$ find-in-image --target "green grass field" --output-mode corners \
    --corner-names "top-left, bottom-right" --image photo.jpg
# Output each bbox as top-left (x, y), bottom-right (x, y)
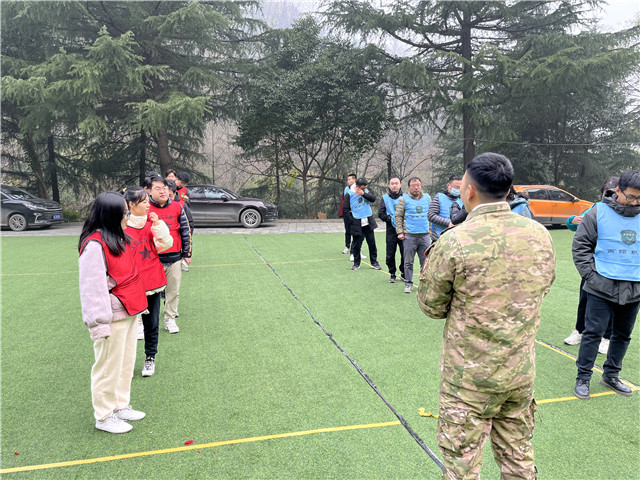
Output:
top-left (1, 229), bottom-right (638, 479)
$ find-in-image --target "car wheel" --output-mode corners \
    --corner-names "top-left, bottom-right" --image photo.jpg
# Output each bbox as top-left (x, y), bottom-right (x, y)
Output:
top-left (240, 209), bottom-right (261, 228)
top-left (8, 213), bottom-right (27, 232)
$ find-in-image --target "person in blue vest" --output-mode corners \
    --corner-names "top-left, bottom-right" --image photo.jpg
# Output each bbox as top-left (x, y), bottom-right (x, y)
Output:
top-left (395, 177), bottom-right (431, 293)
top-left (506, 187), bottom-right (533, 218)
top-left (428, 175), bottom-right (463, 242)
top-left (339, 173), bottom-right (357, 256)
top-left (342, 178), bottom-right (382, 271)
top-left (378, 177), bottom-right (405, 283)
top-left (573, 169), bottom-right (640, 399)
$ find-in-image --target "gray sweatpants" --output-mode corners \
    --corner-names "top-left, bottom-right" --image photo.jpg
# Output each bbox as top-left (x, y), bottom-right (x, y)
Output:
top-left (403, 234), bottom-right (430, 286)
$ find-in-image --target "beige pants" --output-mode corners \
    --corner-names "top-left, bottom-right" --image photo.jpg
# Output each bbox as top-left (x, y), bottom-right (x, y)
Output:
top-left (163, 260), bottom-right (182, 323)
top-left (91, 316), bottom-right (137, 421)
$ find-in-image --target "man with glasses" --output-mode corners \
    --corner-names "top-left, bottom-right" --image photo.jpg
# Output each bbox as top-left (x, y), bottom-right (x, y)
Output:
top-left (145, 176), bottom-right (192, 334)
top-left (573, 170), bottom-right (640, 399)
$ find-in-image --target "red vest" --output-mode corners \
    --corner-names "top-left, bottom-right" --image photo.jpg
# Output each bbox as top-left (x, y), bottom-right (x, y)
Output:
top-left (176, 186), bottom-right (188, 202)
top-left (80, 232), bottom-right (148, 316)
top-left (148, 200), bottom-right (183, 255)
top-left (125, 221), bottom-right (168, 292)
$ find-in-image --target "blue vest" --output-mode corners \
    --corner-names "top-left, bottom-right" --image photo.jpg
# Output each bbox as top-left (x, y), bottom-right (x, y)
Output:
top-left (512, 203), bottom-right (532, 218)
top-left (383, 193), bottom-right (400, 228)
top-left (349, 189), bottom-right (373, 220)
top-left (344, 186), bottom-right (350, 196)
top-left (594, 202), bottom-right (640, 281)
top-left (434, 192), bottom-right (463, 237)
top-left (403, 193), bottom-right (431, 234)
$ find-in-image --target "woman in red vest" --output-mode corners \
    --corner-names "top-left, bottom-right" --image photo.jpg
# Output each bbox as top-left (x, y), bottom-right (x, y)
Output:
top-left (78, 192), bottom-right (148, 434)
top-left (124, 187), bottom-right (173, 378)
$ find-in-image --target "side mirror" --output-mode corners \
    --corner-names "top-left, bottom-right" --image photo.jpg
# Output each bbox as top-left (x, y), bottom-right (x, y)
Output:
top-left (221, 195), bottom-right (229, 202)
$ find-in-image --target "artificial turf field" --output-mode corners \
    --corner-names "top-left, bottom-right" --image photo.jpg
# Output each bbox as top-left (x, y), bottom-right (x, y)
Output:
top-left (1, 228), bottom-right (638, 479)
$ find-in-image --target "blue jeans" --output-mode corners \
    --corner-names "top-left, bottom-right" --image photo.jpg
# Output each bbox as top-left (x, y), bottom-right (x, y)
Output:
top-left (576, 293), bottom-right (639, 380)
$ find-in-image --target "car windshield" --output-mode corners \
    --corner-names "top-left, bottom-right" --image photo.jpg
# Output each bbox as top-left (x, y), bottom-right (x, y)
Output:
top-left (1, 185), bottom-right (38, 200)
top-left (220, 188), bottom-right (239, 199)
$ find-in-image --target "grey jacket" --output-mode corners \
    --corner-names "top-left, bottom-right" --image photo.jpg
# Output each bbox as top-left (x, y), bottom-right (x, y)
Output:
top-left (572, 195), bottom-right (640, 305)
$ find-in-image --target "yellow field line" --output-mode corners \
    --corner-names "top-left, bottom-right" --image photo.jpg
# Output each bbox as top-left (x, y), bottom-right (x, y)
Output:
top-left (536, 391), bottom-right (617, 404)
top-left (0, 420), bottom-right (401, 474)
top-left (535, 339), bottom-right (639, 391)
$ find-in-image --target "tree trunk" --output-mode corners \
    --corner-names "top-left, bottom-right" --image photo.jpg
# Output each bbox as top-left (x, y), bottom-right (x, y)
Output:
top-left (386, 151), bottom-right (392, 181)
top-left (461, 11), bottom-right (475, 170)
top-left (22, 133), bottom-right (47, 198)
top-left (139, 129), bottom-right (147, 185)
top-left (47, 135), bottom-right (60, 203)
top-left (157, 127), bottom-right (172, 175)
top-left (275, 142), bottom-right (281, 206)
top-left (302, 173), bottom-right (310, 218)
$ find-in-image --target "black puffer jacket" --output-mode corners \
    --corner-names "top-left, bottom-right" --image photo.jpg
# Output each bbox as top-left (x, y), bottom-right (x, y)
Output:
top-left (572, 194), bottom-right (640, 305)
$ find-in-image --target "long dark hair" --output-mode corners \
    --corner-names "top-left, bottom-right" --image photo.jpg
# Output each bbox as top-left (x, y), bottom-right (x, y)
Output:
top-left (78, 192), bottom-right (130, 256)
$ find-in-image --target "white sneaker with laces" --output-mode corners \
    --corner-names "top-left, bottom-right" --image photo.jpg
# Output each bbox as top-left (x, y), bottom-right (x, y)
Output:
top-left (115, 406), bottom-right (146, 421)
top-left (96, 414), bottom-right (133, 434)
top-left (564, 329), bottom-right (582, 345)
top-left (350, 254), bottom-right (354, 262)
top-left (342, 247), bottom-right (349, 254)
top-left (142, 357), bottom-right (155, 377)
top-left (165, 319), bottom-right (180, 334)
top-left (181, 259), bottom-right (189, 272)
top-left (137, 317), bottom-right (144, 340)
top-left (598, 338), bottom-right (610, 355)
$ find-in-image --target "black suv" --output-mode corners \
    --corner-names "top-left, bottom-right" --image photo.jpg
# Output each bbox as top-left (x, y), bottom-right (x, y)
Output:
top-left (187, 185), bottom-right (277, 228)
top-left (1, 184), bottom-right (64, 231)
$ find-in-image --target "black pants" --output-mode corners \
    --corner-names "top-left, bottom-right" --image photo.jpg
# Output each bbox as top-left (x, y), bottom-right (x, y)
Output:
top-left (142, 291), bottom-right (162, 357)
top-left (385, 230), bottom-right (404, 277)
top-left (576, 293), bottom-right (640, 380)
top-left (351, 224), bottom-right (377, 266)
top-left (343, 216), bottom-right (352, 250)
top-left (575, 278), bottom-right (612, 338)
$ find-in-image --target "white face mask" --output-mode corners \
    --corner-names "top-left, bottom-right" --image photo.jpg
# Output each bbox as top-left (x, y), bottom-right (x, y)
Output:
top-left (450, 188), bottom-right (460, 197)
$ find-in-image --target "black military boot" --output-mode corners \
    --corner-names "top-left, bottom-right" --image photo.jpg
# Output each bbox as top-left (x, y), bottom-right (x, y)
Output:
top-left (600, 376), bottom-right (633, 397)
top-left (574, 379), bottom-right (590, 399)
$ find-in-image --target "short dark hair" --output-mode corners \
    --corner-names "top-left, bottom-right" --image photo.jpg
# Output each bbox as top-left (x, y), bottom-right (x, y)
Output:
top-left (146, 170), bottom-right (160, 178)
top-left (165, 169), bottom-right (177, 177)
top-left (355, 178), bottom-right (368, 187)
top-left (408, 176), bottom-right (422, 187)
top-left (177, 171), bottom-right (190, 183)
top-left (618, 170), bottom-right (640, 192)
top-left (143, 175), bottom-right (168, 190)
top-left (448, 175), bottom-right (462, 183)
top-left (389, 176), bottom-right (400, 183)
top-left (166, 179), bottom-right (177, 192)
top-left (600, 176), bottom-right (619, 196)
top-left (348, 173), bottom-right (357, 180)
top-left (465, 153), bottom-right (514, 199)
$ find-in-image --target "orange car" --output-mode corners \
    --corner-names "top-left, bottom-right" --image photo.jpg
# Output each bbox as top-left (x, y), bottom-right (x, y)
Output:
top-left (513, 185), bottom-right (594, 226)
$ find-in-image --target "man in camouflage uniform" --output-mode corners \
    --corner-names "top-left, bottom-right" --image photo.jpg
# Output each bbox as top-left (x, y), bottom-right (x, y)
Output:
top-left (417, 153), bottom-right (556, 479)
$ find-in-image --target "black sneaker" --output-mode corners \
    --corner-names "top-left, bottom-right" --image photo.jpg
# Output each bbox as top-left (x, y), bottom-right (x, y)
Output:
top-left (600, 376), bottom-right (633, 396)
top-left (371, 262), bottom-right (382, 270)
top-left (574, 379), bottom-right (590, 399)
top-left (389, 275), bottom-right (396, 283)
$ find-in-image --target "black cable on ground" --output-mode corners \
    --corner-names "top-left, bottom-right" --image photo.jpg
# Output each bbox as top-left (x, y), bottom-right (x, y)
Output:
top-left (244, 237), bottom-right (445, 472)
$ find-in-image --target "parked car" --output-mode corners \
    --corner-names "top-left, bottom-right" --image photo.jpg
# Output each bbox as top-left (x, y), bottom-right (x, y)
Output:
top-left (1, 184), bottom-right (64, 231)
top-left (513, 185), bottom-right (593, 226)
top-left (187, 185), bottom-right (277, 228)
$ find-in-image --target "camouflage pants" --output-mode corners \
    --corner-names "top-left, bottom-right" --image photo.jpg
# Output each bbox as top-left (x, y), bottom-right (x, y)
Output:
top-left (438, 382), bottom-right (537, 480)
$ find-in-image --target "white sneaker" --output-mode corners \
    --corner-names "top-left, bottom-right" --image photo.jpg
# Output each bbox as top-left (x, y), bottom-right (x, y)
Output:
top-left (115, 405), bottom-right (146, 421)
top-left (598, 338), bottom-right (610, 355)
top-left (361, 254), bottom-right (367, 259)
top-left (564, 329), bottom-right (582, 345)
top-left (342, 247), bottom-right (349, 254)
top-left (96, 414), bottom-right (133, 434)
top-left (137, 317), bottom-right (144, 340)
top-left (165, 319), bottom-right (180, 334)
top-left (142, 357), bottom-right (155, 377)
top-left (404, 285), bottom-right (413, 294)
top-left (350, 254), bottom-right (354, 262)
top-left (181, 259), bottom-right (189, 272)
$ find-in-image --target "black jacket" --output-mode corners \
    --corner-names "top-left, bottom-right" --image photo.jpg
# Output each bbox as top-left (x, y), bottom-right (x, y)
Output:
top-left (378, 189), bottom-right (403, 227)
top-left (572, 194), bottom-right (640, 305)
top-left (342, 189), bottom-right (378, 236)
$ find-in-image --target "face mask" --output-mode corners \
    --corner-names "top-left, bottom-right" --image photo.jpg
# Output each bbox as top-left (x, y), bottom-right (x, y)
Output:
top-left (450, 188), bottom-right (460, 197)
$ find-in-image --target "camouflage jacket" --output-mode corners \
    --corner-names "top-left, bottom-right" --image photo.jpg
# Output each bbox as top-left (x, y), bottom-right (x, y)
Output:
top-left (417, 203), bottom-right (556, 393)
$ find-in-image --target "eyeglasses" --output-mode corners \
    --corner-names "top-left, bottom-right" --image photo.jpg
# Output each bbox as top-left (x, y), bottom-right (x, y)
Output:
top-left (619, 190), bottom-right (640, 202)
